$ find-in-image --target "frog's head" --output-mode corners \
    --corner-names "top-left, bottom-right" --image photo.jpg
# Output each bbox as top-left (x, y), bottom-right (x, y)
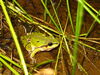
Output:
top-left (21, 32), bottom-right (59, 52)
top-left (36, 36), bottom-right (59, 51)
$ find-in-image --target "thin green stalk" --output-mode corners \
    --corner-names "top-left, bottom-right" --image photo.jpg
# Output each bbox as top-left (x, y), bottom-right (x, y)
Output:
top-left (54, 39), bottom-right (63, 75)
top-left (13, 0), bottom-right (33, 20)
top-left (66, 0), bottom-right (74, 33)
top-left (41, 0), bottom-right (61, 31)
top-left (0, 54), bottom-right (21, 68)
top-left (72, 0), bottom-right (84, 74)
top-left (0, 57), bottom-right (20, 75)
top-left (0, 0), bottom-right (28, 75)
top-left (84, 0), bottom-right (100, 15)
top-left (86, 11), bottom-right (100, 37)
top-left (50, 0), bottom-right (63, 33)
top-left (78, 0), bottom-right (100, 24)
top-left (7, 2), bottom-right (60, 35)
top-left (34, 60), bottom-right (54, 69)
top-left (44, 0), bottom-right (47, 21)
top-left (49, 0), bottom-right (62, 23)
top-left (78, 41), bottom-right (100, 52)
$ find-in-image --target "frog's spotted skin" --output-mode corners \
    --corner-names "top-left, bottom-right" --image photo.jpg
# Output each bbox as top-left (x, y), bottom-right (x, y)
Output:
top-left (21, 32), bottom-right (59, 57)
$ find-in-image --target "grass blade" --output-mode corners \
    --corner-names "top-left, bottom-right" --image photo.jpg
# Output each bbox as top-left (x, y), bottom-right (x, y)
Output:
top-left (41, 0), bottom-right (61, 31)
top-left (0, 0), bottom-right (28, 75)
top-left (78, 0), bottom-right (100, 24)
top-left (0, 57), bottom-right (20, 75)
top-left (72, 0), bottom-right (84, 74)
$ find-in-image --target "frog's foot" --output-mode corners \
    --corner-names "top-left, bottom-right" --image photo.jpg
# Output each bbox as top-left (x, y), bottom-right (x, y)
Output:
top-left (27, 51), bottom-right (37, 64)
top-left (30, 57), bottom-right (37, 64)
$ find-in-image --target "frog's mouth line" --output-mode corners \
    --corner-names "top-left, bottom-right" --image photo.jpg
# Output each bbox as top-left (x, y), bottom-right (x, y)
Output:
top-left (35, 43), bottom-right (59, 51)
top-left (25, 42), bottom-right (59, 52)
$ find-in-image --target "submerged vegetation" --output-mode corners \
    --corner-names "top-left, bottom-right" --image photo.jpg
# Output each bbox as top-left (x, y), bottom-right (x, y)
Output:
top-left (0, 0), bottom-right (100, 75)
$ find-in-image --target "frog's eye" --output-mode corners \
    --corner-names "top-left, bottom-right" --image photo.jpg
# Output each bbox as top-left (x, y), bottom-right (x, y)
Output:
top-left (48, 42), bottom-right (53, 46)
top-left (37, 41), bottom-right (39, 42)
top-left (27, 38), bottom-right (31, 42)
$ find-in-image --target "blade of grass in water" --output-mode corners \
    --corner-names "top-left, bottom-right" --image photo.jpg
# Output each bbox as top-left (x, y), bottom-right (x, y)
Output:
top-left (72, 0), bottom-right (84, 75)
top-left (0, 0), bottom-right (28, 75)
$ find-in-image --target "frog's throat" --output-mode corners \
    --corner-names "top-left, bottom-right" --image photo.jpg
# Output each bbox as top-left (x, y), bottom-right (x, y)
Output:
top-left (30, 46), bottom-right (56, 57)
top-left (30, 43), bottom-right (59, 57)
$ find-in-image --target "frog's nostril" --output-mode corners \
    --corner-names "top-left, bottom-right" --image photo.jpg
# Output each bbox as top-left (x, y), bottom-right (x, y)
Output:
top-left (48, 42), bottom-right (53, 46)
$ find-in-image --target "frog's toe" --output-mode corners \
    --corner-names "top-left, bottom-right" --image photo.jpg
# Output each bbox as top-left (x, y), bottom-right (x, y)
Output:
top-left (30, 57), bottom-right (37, 64)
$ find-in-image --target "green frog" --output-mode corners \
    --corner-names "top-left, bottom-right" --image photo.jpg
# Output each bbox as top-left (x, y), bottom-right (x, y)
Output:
top-left (21, 32), bottom-right (59, 58)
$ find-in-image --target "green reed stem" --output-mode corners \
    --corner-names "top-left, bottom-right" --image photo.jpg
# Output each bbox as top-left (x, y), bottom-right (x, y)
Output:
top-left (0, 57), bottom-right (20, 75)
top-left (72, 0), bottom-right (84, 74)
top-left (0, 0), bottom-right (28, 75)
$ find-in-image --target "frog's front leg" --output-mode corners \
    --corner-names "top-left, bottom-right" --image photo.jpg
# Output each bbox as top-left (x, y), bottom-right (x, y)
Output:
top-left (29, 47), bottom-right (41, 64)
top-left (30, 48), bottom-right (41, 58)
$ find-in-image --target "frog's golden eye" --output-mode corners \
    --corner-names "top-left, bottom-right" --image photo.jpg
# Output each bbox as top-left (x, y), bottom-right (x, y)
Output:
top-left (48, 42), bottom-right (53, 46)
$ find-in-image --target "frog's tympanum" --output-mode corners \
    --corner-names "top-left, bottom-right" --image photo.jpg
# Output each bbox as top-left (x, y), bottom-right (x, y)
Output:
top-left (21, 32), bottom-right (59, 58)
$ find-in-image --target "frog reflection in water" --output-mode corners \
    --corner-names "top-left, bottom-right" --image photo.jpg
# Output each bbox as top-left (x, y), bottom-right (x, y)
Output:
top-left (21, 32), bottom-right (59, 58)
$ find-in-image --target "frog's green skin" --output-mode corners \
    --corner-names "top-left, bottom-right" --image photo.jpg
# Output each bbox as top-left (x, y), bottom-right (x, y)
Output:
top-left (21, 32), bottom-right (59, 57)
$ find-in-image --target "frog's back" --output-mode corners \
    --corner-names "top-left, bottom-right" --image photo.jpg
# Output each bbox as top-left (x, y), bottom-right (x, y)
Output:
top-left (30, 32), bottom-right (58, 46)
top-left (21, 32), bottom-right (58, 47)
